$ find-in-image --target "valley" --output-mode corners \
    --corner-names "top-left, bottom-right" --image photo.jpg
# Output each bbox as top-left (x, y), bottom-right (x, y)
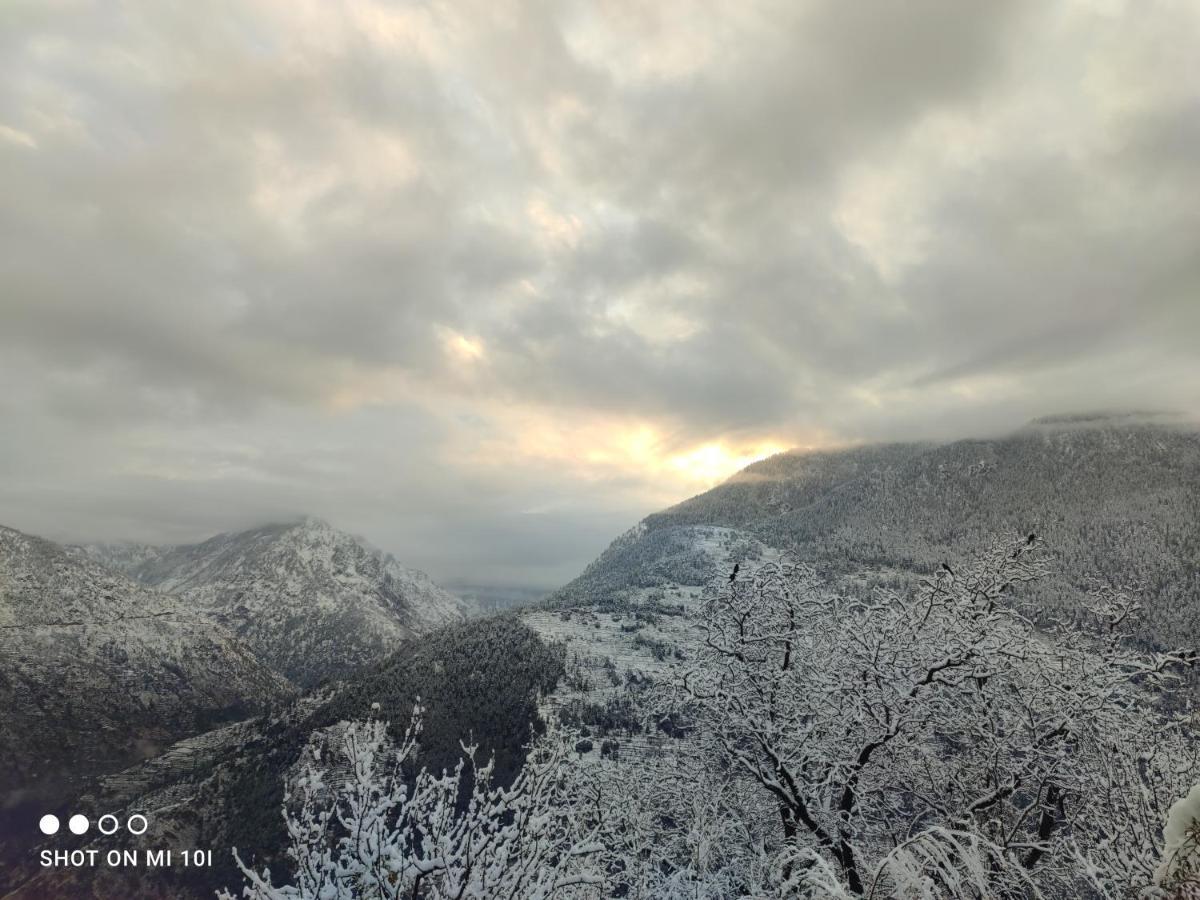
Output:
top-left (3, 414), bottom-right (1199, 898)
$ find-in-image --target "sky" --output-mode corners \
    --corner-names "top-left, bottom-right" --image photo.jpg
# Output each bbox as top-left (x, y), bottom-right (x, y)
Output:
top-left (2, 0), bottom-right (1198, 590)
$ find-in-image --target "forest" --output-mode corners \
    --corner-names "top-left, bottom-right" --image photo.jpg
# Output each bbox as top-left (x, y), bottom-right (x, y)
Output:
top-left (223, 535), bottom-right (1200, 899)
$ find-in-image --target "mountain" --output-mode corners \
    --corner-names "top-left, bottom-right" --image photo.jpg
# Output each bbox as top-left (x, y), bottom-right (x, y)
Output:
top-left (1, 615), bottom-right (566, 900)
top-left (550, 414), bottom-right (1200, 648)
top-left (69, 539), bottom-right (164, 575)
top-left (502, 414), bottom-right (1200, 896)
top-left (79, 518), bottom-right (470, 688)
top-left (10, 415), bottom-right (1197, 898)
top-left (0, 525), bottom-right (293, 823)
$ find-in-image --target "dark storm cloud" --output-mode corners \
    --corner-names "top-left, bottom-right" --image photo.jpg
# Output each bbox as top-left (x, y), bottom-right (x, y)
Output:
top-left (1, 0), bottom-right (1198, 586)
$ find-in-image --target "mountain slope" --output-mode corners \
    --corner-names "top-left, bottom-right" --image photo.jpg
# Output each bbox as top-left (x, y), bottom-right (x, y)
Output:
top-left (2, 615), bottom-right (566, 900)
top-left (551, 415), bottom-right (1200, 647)
top-left (81, 518), bottom-right (469, 688)
top-left (0, 525), bottom-right (293, 816)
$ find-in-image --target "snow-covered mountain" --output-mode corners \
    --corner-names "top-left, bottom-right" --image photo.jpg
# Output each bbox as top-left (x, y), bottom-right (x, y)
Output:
top-left (0, 525), bottom-right (293, 815)
top-left (80, 517), bottom-right (470, 688)
top-left (4, 616), bottom-right (565, 900)
top-left (511, 414), bottom-right (1200, 793)
top-left (12, 416), bottom-right (1200, 899)
top-left (550, 414), bottom-right (1200, 648)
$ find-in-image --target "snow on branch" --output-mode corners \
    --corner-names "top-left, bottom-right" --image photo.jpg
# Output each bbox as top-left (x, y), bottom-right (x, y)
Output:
top-left (219, 704), bottom-right (603, 900)
top-left (680, 534), bottom-right (1199, 897)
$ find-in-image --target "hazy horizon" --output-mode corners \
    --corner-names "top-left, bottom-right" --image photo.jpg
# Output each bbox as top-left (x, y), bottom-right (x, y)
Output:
top-left (8, 406), bottom-right (1195, 592)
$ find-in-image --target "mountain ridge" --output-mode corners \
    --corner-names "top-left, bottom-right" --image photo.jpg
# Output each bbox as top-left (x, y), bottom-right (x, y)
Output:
top-left (76, 517), bottom-right (470, 687)
top-left (550, 417), bottom-right (1200, 647)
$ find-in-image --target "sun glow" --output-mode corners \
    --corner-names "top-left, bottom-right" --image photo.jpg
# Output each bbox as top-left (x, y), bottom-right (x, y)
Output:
top-left (667, 441), bottom-right (787, 486)
top-left (454, 404), bottom-right (795, 495)
top-left (441, 330), bottom-right (484, 363)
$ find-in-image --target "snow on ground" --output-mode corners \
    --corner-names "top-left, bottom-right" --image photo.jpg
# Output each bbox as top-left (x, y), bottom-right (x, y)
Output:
top-left (523, 526), bottom-right (781, 765)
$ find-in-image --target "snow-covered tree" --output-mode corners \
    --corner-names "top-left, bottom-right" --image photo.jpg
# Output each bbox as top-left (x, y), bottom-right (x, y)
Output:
top-left (219, 705), bottom-right (603, 900)
top-left (566, 744), bottom-right (779, 899)
top-left (221, 536), bottom-right (1197, 899)
top-left (678, 535), bottom-right (1198, 897)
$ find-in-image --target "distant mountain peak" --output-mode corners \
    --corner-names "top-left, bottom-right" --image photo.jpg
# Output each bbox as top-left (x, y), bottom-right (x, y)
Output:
top-left (287, 514), bottom-right (336, 533)
top-left (83, 518), bottom-right (469, 688)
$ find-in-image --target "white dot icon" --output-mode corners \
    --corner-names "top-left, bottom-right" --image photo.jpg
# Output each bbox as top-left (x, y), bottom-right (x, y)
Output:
top-left (38, 814), bottom-right (60, 835)
top-left (68, 814), bottom-right (89, 835)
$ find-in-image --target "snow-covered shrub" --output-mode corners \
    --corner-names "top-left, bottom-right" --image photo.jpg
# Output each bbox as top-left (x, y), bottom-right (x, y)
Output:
top-left (567, 748), bottom-right (778, 899)
top-left (218, 705), bottom-right (603, 900)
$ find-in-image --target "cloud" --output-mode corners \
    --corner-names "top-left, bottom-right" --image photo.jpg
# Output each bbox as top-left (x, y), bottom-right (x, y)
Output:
top-left (1, 0), bottom-right (1198, 586)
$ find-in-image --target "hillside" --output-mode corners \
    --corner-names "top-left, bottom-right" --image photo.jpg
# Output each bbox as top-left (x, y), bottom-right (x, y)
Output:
top-left (9, 417), bottom-right (1198, 897)
top-left (551, 415), bottom-right (1200, 647)
top-left (79, 518), bottom-right (470, 688)
top-left (0, 526), bottom-right (293, 838)
top-left (1, 615), bottom-right (566, 900)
